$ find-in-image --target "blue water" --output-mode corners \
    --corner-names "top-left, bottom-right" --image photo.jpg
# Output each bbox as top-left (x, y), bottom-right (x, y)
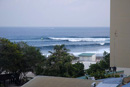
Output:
top-left (0, 27), bottom-right (110, 56)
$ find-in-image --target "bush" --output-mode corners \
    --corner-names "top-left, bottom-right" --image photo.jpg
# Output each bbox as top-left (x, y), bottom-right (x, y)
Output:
top-left (115, 75), bottom-right (120, 78)
top-left (89, 71), bottom-right (105, 80)
top-left (111, 74), bottom-right (114, 77)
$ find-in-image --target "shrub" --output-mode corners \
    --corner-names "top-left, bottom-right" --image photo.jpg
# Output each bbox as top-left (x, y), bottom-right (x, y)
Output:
top-left (115, 75), bottom-right (120, 78)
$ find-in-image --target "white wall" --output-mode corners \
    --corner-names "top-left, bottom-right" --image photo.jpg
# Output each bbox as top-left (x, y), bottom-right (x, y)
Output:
top-left (79, 54), bottom-right (96, 62)
top-left (92, 55), bottom-right (96, 62)
top-left (79, 57), bottom-right (91, 61)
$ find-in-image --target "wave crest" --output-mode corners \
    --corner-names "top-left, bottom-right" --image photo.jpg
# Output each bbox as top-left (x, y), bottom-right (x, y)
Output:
top-left (49, 37), bottom-right (110, 42)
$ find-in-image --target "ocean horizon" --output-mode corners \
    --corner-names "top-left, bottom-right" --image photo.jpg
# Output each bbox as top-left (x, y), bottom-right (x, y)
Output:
top-left (0, 27), bottom-right (110, 56)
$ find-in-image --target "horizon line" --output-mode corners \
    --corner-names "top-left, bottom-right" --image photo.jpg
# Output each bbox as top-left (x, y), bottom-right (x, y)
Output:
top-left (0, 26), bottom-right (110, 28)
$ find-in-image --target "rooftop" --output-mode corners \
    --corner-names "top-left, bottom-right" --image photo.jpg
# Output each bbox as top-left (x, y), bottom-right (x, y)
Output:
top-left (22, 76), bottom-right (100, 87)
top-left (78, 53), bottom-right (95, 57)
top-left (97, 78), bottom-right (123, 87)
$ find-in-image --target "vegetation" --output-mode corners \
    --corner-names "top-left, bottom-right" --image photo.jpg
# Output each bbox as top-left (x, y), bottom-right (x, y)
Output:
top-left (115, 74), bottom-right (120, 78)
top-left (0, 38), bottom-right (85, 83)
top-left (0, 38), bottom-right (45, 84)
top-left (35, 44), bottom-right (85, 78)
top-left (86, 51), bottom-right (110, 79)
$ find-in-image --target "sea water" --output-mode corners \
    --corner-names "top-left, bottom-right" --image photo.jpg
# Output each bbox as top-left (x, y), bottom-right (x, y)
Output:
top-left (0, 27), bottom-right (110, 56)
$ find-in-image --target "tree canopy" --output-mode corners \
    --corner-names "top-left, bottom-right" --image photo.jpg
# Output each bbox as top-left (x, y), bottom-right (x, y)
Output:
top-left (36, 45), bottom-right (85, 78)
top-left (0, 38), bottom-right (45, 75)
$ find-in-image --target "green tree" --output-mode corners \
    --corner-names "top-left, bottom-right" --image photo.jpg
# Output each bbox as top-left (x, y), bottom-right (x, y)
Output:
top-left (0, 38), bottom-right (45, 80)
top-left (86, 63), bottom-right (101, 75)
top-left (17, 42), bottom-right (45, 74)
top-left (40, 45), bottom-right (74, 77)
top-left (36, 45), bottom-right (85, 78)
top-left (86, 51), bottom-right (110, 79)
top-left (0, 38), bottom-right (22, 73)
top-left (72, 62), bottom-right (84, 77)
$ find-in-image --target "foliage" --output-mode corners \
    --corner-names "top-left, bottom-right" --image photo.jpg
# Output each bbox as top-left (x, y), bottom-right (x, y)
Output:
top-left (86, 51), bottom-right (110, 79)
top-left (104, 74), bottom-right (120, 78)
top-left (0, 37), bottom-right (84, 80)
top-left (17, 42), bottom-right (45, 73)
top-left (71, 62), bottom-right (84, 77)
top-left (0, 38), bottom-right (22, 73)
top-left (86, 63), bottom-right (102, 75)
top-left (115, 74), bottom-right (120, 78)
top-left (105, 74), bottom-right (112, 78)
top-left (0, 38), bottom-right (45, 79)
top-left (90, 70), bottom-right (105, 80)
top-left (35, 45), bottom-right (85, 78)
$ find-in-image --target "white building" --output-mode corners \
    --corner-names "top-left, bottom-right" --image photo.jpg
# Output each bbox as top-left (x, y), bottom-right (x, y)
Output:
top-left (78, 53), bottom-right (96, 62)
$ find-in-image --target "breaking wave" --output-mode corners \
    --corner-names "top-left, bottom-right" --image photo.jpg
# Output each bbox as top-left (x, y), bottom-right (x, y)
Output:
top-left (34, 43), bottom-right (110, 49)
top-left (49, 37), bottom-right (110, 42)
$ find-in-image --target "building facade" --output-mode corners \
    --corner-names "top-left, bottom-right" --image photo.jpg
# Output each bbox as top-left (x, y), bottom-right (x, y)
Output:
top-left (78, 53), bottom-right (96, 62)
top-left (110, 0), bottom-right (130, 75)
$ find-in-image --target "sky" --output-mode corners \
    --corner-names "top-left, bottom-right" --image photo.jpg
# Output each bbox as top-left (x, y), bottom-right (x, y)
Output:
top-left (0, 0), bottom-right (110, 27)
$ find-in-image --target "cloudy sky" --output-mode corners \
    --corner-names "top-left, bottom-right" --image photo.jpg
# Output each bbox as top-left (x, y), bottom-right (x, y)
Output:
top-left (0, 0), bottom-right (110, 27)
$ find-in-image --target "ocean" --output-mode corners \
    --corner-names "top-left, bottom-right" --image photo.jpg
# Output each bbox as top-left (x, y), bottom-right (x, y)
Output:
top-left (0, 27), bottom-right (110, 56)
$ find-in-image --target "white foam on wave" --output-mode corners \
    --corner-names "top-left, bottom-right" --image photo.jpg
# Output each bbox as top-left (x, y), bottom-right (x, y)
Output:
top-left (49, 37), bottom-right (110, 42)
top-left (69, 48), bottom-right (110, 57)
top-left (33, 42), bottom-right (109, 47)
top-left (100, 43), bottom-right (105, 45)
